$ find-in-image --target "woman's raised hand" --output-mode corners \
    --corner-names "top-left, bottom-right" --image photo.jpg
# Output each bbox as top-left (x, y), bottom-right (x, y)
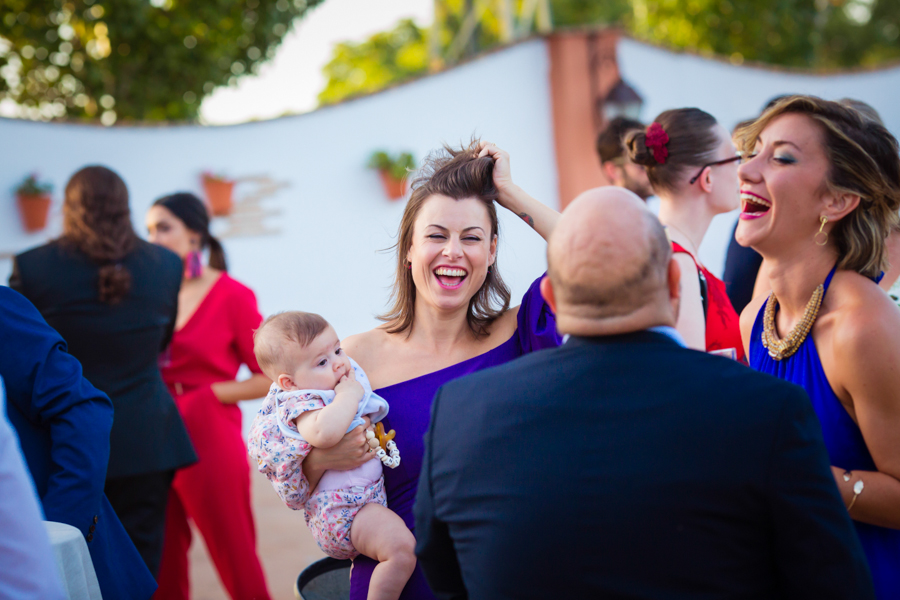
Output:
top-left (478, 140), bottom-right (559, 240)
top-left (478, 141), bottom-right (514, 197)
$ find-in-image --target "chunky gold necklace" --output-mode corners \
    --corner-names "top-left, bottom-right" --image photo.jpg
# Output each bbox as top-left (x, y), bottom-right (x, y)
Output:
top-left (762, 285), bottom-right (824, 361)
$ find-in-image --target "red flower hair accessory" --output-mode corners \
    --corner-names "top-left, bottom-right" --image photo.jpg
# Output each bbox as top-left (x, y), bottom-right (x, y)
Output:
top-left (646, 122), bottom-right (669, 165)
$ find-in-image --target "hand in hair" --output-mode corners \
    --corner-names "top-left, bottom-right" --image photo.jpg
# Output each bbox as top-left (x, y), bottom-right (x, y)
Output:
top-left (478, 141), bottom-right (513, 193)
top-left (478, 141), bottom-right (560, 240)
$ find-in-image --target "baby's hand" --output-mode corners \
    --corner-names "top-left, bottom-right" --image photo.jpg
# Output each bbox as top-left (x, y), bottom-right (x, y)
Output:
top-left (335, 369), bottom-right (364, 403)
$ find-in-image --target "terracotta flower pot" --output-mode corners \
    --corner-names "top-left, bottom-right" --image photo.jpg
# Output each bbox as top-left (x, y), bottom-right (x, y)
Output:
top-left (378, 170), bottom-right (408, 201)
top-left (16, 193), bottom-right (52, 232)
top-left (202, 177), bottom-right (235, 216)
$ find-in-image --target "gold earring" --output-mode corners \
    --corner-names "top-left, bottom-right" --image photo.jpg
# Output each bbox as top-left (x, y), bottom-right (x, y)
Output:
top-left (815, 216), bottom-right (828, 246)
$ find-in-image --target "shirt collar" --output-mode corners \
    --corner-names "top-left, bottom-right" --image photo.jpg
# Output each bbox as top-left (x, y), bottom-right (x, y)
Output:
top-left (647, 326), bottom-right (686, 347)
top-left (562, 325), bottom-right (686, 348)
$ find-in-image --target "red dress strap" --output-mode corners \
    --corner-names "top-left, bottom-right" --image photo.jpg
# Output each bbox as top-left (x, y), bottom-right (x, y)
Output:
top-left (671, 241), bottom-right (746, 362)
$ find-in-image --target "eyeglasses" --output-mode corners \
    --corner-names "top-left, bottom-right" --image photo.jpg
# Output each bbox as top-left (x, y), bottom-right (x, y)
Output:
top-left (689, 153), bottom-right (743, 185)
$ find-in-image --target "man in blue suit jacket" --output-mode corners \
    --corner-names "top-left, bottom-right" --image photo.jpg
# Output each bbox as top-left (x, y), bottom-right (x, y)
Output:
top-left (0, 286), bottom-right (156, 600)
top-left (414, 188), bottom-right (874, 599)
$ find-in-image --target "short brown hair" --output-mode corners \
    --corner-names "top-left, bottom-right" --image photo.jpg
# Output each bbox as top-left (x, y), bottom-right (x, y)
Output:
top-left (736, 95), bottom-right (900, 279)
top-left (625, 108), bottom-right (720, 194)
top-left (839, 98), bottom-right (884, 126)
top-left (254, 311), bottom-right (329, 377)
top-left (379, 139), bottom-right (511, 337)
top-left (596, 117), bottom-right (644, 164)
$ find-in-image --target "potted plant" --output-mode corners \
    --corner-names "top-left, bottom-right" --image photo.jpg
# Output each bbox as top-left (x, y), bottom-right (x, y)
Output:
top-left (368, 151), bottom-right (416, 201)
top-left (15, 174), bottom-right (53, 232)
top-left (201, 172), bottom-right (235, 216)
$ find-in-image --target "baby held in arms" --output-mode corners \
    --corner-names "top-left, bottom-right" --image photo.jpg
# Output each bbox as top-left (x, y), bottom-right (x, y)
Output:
top-left (248, 312), bottom-right (415, 600)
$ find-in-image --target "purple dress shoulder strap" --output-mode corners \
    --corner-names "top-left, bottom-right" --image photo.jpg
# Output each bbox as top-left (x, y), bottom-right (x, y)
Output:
top-left (514, 272), bottom-right (561, 354)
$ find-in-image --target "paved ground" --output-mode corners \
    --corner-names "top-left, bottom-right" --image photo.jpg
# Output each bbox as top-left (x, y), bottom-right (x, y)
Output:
top-left (187, 467), bottom-right (327, 600)
top-left (187, 406), bottom-right (328, 600)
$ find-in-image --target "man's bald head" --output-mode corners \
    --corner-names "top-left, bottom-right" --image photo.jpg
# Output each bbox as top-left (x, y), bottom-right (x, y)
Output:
top-left (543, 187), bottom-right (678, 336)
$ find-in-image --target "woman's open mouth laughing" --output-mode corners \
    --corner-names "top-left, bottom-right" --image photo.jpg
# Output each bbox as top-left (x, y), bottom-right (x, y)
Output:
top-left (740, 191), bottom-right (772, 220)
top-left (434, 266), bottom-right (468, 289)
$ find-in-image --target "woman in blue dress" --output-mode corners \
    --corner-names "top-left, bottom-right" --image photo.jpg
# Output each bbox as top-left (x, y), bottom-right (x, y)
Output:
top-left (737, 96), bottom-right (900, 597)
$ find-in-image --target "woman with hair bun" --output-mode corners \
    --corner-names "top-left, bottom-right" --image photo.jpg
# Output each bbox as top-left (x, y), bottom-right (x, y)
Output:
top-left (10, 165), bottom-right (195, 594)
top-left (146, 193), bottom-right (272, 600)
top-left (625, 109), bottom-right (744, 359)
top-left (737, 95), bottom-right (900, 597)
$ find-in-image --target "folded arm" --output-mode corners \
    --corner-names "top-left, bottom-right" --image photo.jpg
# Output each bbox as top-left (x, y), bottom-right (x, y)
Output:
top-left (295, 388), bottom-right (360, 448)
top-left (832, 305), bottom-right (900, 529)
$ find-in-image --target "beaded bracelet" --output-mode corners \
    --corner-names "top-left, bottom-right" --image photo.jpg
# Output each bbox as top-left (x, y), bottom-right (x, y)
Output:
top-left (365, 428), bottom-right (401, 469)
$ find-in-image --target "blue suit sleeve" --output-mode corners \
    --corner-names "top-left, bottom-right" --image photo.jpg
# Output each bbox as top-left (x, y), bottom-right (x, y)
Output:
top-left (0, 287), bottom-right (113, 535)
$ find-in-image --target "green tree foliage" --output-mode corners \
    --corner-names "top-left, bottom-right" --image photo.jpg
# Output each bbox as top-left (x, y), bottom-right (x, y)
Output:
top-left (631, 0), bottom-right (900, 69)
top-left (820, 0), bottom-right (900, 68)
top-left (318, 0), bottom-right (512, 106)
top-left (319, 0), bottom-right (899, 106)
top-left (319, 19), bottom-right (428, 105)
top-left (550, 0), bottom-right (631, 28)
top-left (0, 0), bottom-right (322, 122)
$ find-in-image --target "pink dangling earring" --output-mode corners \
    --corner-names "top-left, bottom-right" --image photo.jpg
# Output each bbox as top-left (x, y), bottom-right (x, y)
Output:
top-left (184, 250), bottom-right (203, 279)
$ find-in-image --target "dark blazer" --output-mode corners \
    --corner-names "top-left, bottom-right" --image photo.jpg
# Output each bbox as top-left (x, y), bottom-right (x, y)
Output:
top-left (0, 286), bottom-right (157, 599)
top-left (11, 239), bottom-right (195, 477)
top-left (415, 331), bottom-right (875, 600)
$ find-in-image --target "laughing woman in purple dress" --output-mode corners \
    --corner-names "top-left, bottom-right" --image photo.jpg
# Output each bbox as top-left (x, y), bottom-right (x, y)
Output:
top-left (302, 140), bottom-right (561, 599)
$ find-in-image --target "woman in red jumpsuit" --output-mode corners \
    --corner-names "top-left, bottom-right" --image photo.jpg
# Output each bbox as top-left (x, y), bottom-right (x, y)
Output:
top-left (146, 193), bottom-right (272, 600)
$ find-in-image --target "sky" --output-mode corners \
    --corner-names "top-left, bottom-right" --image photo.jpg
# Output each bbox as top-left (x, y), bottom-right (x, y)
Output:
top-left (199, 0), bottom-right (433, 125)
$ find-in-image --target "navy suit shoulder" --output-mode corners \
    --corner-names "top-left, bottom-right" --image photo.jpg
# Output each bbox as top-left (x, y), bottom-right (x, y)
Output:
top-left (0, 286), bottom-right (156, 599)
top-left (440, 332), bottom-right (799, 414)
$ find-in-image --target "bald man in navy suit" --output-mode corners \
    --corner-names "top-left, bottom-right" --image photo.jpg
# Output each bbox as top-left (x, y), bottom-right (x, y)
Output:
top-left (414, 188), bottom-right (874, 600)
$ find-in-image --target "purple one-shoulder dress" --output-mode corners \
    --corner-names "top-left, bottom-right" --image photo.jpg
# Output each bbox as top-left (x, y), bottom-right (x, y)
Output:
top-left (349, 274), bottom-right (561, 599)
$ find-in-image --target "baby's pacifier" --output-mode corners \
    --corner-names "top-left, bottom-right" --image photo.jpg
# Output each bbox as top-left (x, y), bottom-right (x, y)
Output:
top-left (375, 422), bottom-right (395, 451)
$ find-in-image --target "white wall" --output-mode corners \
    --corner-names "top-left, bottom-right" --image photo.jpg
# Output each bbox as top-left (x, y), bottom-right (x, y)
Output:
top-left (6, 34), bottom-right (898, 324)
top-left (617, 38), bottom-right (900, 277)
top-left (0, 40), bottom-right (557, 342)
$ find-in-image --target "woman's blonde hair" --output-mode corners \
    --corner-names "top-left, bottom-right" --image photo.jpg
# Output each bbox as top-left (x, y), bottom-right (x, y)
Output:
top-left (736, 95), bottom-right (900, 279)
top-left (379, 139), bottom-right (511, 337)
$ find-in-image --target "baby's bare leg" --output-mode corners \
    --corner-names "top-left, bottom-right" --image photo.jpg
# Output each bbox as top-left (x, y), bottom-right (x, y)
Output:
top-left (351, 503), bottom-right (417, 600)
